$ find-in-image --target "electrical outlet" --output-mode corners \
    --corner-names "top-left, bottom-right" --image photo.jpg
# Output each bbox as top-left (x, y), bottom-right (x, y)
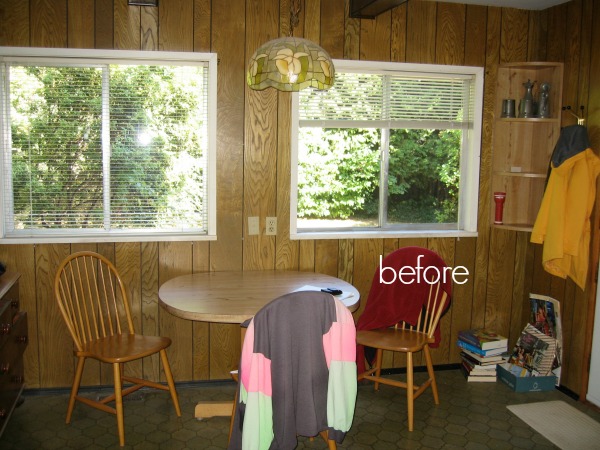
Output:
top-left (248, 216), bottom-right (259, 235)
top-left (266, 217), bottom-right (277, 235)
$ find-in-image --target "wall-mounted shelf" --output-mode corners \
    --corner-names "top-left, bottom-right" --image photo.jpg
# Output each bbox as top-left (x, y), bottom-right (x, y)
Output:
top-left (491, 62), bottom-right (563, 231)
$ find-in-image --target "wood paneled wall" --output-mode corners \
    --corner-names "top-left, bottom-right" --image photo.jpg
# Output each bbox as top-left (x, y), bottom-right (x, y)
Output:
top-left (0, 0), bottom-right (598, 397)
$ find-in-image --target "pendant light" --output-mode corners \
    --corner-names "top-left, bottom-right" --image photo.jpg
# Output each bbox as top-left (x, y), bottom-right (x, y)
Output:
top-left (246, 0), bottom-right (335, 92)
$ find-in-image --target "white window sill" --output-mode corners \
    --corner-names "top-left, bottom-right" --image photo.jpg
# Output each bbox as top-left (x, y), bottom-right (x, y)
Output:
top-left (291, 229), bottom-right (478, 240)
top-left (0, 233), bottom-right (217, 244)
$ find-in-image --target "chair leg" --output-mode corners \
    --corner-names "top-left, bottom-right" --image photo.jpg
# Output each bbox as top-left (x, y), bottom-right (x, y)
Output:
top-left (424, 345), bottom-right (439, 405)
top-left (113, 363), bottom-right (125, 447)
top-left (66, 357), bottom-right (86, 424)
top-left (160, 349), bottom-right (182, 417)
top-left (319, 430), bottom-right (337, 449)
top-left (406, 352), bottom-right (414, 432)
top-left (374, 348), bottom-right (383, 391)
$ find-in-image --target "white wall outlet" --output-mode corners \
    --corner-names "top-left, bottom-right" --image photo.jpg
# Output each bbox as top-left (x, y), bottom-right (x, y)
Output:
top-left (266, 217), bottom-right (277, 235)
top-left (248, 216), bottom-right (259, 235)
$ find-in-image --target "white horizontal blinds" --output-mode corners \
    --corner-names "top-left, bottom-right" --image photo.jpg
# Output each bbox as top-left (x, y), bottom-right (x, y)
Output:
top-left (8, 64), bottom-right (104, 230)
top-left (4, 61), bottom-right (209, 233)
top-left (108, 64), bottom-right (209, 231)
top-left (299, 71), bottom-right (473, 128)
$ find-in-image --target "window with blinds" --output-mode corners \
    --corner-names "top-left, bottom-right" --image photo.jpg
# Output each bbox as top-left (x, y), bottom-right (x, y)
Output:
top-left (290, 60), bottom-right (483, 239)
top-left (0, 48), bottom-right (217, 242)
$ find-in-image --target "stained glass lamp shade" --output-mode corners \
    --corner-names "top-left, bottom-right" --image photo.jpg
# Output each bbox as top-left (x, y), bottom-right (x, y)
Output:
top-left (247, 36), bottom-right (335, 92)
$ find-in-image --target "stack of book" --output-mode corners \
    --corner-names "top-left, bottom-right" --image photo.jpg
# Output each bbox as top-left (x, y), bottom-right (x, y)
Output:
top-left (457, 328), bottom-right (508, 382)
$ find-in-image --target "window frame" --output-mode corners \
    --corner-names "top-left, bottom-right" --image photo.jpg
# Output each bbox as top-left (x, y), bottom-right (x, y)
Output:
top-left (0, 47), bottom-right (217, 244)
top-left (290, 59), bottom-right (483, 240)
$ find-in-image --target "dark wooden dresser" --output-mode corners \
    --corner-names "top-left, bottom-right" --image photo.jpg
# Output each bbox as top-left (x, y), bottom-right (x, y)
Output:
top-left (0, 272), bottom-right (27, 436)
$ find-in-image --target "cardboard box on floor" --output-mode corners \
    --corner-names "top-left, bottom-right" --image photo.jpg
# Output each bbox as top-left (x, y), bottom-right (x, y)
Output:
top-left (497, 364), bottom-right (557, 392)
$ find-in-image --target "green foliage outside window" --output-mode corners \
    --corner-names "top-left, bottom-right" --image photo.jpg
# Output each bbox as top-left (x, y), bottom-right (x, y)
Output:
top-left (297, 127), bottom-right (460, 225)
top-left (8, 64), bottom-right (206, 231)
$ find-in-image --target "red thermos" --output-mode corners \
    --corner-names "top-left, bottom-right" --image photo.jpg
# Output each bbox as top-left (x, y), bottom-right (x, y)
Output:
top-left (494, 192), bottom-right (506, 224)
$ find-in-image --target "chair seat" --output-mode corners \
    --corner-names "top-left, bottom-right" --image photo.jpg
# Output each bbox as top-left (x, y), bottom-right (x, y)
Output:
top-left (357, 328), bottom-right (433, 353)
top-left (79, 334), bottom-right (172, 363)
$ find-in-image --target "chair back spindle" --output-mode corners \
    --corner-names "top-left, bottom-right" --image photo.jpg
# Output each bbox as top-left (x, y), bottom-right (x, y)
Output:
top-left (395, 279), bottom-right (448, 339)
top-left (55, 252), bottom-right (135, 352)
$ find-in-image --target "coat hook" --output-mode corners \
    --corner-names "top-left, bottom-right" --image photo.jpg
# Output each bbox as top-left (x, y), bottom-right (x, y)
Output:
top-left (562, 105), bottom-right (585, 126)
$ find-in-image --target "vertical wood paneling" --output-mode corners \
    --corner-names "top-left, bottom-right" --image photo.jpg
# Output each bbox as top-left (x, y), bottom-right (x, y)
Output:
top-left (158, 242), bottom-right (193, 381)
top-left (390, 4), bottom-right (407, 62)
top-left (486, 229), bottom-right (516, 330)
top-left (546, 4), bottom-right (568, 61)
top-left (464, 5), bottom-right (487, 67)
top-left (527, 9), bottom-right (548, 61)
top-left (31, 0), bottom-right (67, 47)
top-left (359, 11), bottom-right (392, 62)
top-left (95, 0), bottom-right (114, 49)
top-left (344, 0), bottom-right (361, 60)
top-left (472, 7), bottom-right (501, 329)
top-left (561, 1), bottom-right (583, 119)
top-left (67, 0), bottom-right (94, 48)
top-left (275, 90), bottom-right (299, 270)
top-left (406, 0), bottom-right (436, 64)
top-left (140, 5), bottom-right (158, 50)
top-left (114, 1), bottom-right (140, 50)
top-left (352, 239), bottom-right (383, 319)
top-left (0, 0), bottom-right (29, 46)
top-left (1, 0), bottom-right (597, 397)
top-left (320, 0), bottom-right (345, 59)
top-left (299, 240), bottom-right (316, 271)
top-left (211, 0), bottom-right (244, 272)
top-left (141, 241), bottom-right (162, 381)
top-left (314, 240), bottom-right (339, 276)
top-left (510, 232), bottom-right (529, 345)
top-left (450, 237), bottom-right (477, 363)
top-left (194, 0), bottom-right (211, 51)
top-left (243, 0), bottom-right (278, 270)
top-left (159, 0), bottom-right (193, 51)
top-left (435, 3), bottom-right (465, 66)
top-left (36, 244), bottom-right (71, 388)
top-left (191, 241), bottom-right (210, 379)
top-left (500, 8), bottom-right (529, 63)
top-left (338, 239), bottom-right (355, 284)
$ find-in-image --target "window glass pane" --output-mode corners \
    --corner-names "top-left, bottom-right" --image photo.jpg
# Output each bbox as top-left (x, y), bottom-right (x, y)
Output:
top-left (297, 127), bottom-right (380, 229)
top-left (10, 65), bottom-right (104, 229)
top-left (387, 128), bottom-right (460, 225)
top-left (5, 60), bottom-right (209, 235)
top-left (109, 64), bottom-right (207, 230)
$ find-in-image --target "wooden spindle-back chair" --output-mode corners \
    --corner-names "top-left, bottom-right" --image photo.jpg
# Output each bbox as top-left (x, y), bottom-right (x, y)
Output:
top-left (54, 251), bottom-right (181, 447)
top-left (356, 247), bottom-right (451, 432)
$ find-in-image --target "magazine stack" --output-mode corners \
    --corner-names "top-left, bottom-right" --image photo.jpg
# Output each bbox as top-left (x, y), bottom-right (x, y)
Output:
top-left (501, 294), bottom-right (562, 384)
top-left (457, 328), bottom-right (508, 382)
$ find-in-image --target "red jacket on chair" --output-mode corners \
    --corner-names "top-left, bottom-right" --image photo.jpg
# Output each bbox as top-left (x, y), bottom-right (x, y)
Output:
top-left (356, 247), bottom-right (452, 374)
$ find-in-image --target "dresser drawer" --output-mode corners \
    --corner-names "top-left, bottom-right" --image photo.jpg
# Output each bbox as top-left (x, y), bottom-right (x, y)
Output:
top-left (0, 283), bottom-right (20, 350)
top-left (0, 312), bottom-right (28, 378)
top-left (0, 358), bottom-right (24, 432)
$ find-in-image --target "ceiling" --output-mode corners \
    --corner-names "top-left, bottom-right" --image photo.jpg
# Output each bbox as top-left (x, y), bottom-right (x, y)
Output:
top-left (425, 0), bottom-right (571, 9)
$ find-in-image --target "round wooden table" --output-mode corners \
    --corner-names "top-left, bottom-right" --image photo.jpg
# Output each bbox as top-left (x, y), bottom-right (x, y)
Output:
top-left (159, 270), bottom-right (360, 323)
top-left (158, 270), bottom-right (360, 419)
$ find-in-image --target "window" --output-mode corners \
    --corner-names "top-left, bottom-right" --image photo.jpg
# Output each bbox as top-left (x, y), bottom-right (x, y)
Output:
top-left (291, 60), bottom-right (483, 239)
top-left (0, 47), bottom-right (217, 243)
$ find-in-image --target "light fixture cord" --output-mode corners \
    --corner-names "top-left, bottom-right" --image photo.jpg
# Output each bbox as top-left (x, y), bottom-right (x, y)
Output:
top-left (290, 0), bottom-right (301, 37)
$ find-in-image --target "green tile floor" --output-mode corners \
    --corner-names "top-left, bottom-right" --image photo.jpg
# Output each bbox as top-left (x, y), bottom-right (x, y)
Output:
top-left (2, 368), bottom-right (600, 449)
